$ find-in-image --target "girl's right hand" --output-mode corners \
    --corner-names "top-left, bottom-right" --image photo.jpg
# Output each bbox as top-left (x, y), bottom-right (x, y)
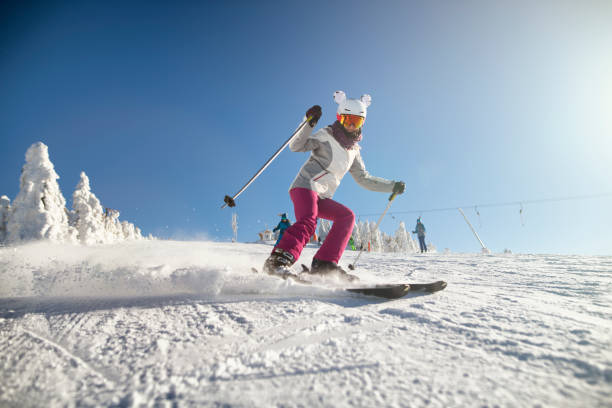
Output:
top-left (306, 105), bottom-right (322, 127)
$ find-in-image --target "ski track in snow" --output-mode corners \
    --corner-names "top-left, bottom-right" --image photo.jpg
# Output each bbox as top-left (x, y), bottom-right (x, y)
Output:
top-left (0, 241), bottom-right (611, 407)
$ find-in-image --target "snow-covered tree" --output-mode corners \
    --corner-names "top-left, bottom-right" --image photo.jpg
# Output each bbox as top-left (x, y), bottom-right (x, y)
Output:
top-left (71, 172), bottom-right (106, 244)
top-left (73, 172), bottom-right (144, 243)
top-left (103, 208), bottom-right (123, 241)
top-left (356, 221), bottom-right (370, 250)
top-left (394, 221), bottom-right (419, 253)
top-left (318, 219), bottom-right (331, 242)
top-left (2, 142), bottom-right (147, 245)
top-left (351, 220), bottom-right (363, 250)
top-left (394, 222), bottom-right (408, 252)
top-left (7, 142), bottom-right (76, 243)
top-left (369, 221), bottom-right (383, 252)
top-left (384, 233), bottom-right (398, 252)
top-left (71, 171), bottom-right (143, 244)
top-left (0, 195), bottom-right (10, 243)
top-left (121, 220), bottom-right (142, 240)
top-left (348, 219), bottom-right (434, 253)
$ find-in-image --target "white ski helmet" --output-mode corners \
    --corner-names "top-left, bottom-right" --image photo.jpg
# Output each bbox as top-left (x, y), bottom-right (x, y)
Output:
top-left (333, 90), bottom-right (372, 118)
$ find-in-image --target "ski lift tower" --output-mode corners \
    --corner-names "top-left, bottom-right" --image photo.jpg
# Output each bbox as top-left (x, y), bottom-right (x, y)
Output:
top-left (458, 208), bottom-right (491, 254)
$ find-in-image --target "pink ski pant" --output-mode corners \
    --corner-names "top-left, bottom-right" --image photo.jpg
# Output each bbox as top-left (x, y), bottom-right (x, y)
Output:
top-left (275, 188), bottom-right (355, 264)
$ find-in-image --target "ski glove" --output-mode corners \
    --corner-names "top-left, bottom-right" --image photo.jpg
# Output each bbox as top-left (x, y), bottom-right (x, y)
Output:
top-left (306, 105), bottom-right (322, 127)
top-left (392, 181), bottom-right (406, 195)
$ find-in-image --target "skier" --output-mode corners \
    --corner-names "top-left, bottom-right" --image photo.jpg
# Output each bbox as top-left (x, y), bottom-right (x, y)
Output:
top-left (348, 236), bottom-right (356, 251)
top-left (263, 90), bottom-right (406, 279)
top-left (273, 213), bottom-right (292, 246)
top-left (413, 217), bottom-right (427, 253)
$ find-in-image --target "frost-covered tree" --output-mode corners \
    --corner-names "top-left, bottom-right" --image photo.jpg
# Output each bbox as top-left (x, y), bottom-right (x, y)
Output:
top-left (3, 143), bottom-right (147, 245)
top-left (369, 221), bottom-right (383, 252)
top-left (351, 220), bottom-right (363, 250)
top-left (71, 172), bottom-right (106, 244)
top-left (7, 142), bottom-right (76, 243)
top-left (0, 195), bottom-right (10, 243)
top-left (103, 208), bottom-right (123, 241)
top-left (98, 208), bottom-right (142, 242)
top-left (394, 221), bottom-right (409, 252)
top-left (394, 221), bottom-right (419, 253)
top-left (72, 172), bottom-right (143, 243)
top-left (384, 233), bottom-right (398, 252)
top-left (121, 220), bottom-right (142, 240)
top-left (317, 219), bottom-right (331, 242)
top-left (356, 220), bottom-right (371, 251)
top-left (349, 219), bottom-right (433, 253)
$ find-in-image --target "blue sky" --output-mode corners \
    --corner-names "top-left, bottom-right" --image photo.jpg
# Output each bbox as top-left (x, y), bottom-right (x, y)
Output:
top-left (1, 0), bottom-right (611, 255)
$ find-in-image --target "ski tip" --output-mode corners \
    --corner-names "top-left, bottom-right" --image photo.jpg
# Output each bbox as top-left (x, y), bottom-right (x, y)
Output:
top-left (347, 280), bottom-right (447, 299)
top-left (431, 280), bottom-right (447, 289)
top-left (422, 280), bottom-right (447, 293)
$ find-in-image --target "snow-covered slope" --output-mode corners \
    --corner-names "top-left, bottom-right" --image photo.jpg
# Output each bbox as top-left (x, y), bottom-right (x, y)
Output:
top-left (1, 241), bottom-right (610, 407)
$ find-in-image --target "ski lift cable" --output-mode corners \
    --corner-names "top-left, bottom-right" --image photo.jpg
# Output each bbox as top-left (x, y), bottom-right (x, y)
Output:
top-left (355, 192), bottom-right (612, 218)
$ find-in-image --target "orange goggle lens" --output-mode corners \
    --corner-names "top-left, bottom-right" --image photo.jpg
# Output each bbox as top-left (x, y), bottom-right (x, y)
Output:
top-left (337, 114), bottom-right (365, 129)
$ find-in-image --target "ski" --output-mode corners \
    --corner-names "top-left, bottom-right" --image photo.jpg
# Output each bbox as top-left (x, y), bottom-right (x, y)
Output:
top-left (346, 281), bottom-right (447, 299)
top-left (251, 267), bottom-right (447, 299)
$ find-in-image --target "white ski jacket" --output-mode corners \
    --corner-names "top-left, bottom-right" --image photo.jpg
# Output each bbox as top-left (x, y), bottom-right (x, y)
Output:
top-left (289, 122), bottom-right (395, 199)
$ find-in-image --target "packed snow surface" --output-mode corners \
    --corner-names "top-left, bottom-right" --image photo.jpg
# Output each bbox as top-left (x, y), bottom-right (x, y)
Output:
top-left (1, 241), bottom-right (610, 407)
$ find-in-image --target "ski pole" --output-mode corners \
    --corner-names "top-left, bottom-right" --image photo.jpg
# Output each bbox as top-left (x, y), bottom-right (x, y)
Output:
top-left (222, 116), bottom-right (313, 208)
top-left (348, 191), bottom-right (398, 270)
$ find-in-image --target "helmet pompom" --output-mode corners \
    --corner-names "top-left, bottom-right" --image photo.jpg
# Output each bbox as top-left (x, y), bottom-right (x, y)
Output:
top-left (333, 90), bottom-right (346, 105)
top-left (360, 94), bottom-right (372, 107)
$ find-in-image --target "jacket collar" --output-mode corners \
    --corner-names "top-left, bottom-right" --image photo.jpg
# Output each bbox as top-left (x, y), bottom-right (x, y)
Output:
top-left (329, 121), bottom-right (362, 150)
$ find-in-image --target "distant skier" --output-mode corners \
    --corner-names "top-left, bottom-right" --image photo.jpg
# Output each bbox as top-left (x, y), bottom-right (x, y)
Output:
top-left (348, 236), bottom-right (356, 251)
top-left (263, 91), bottom-right (405, 279)
top-left (273, 213), bottom-right (292, 246)
top-left (413, 217), bottom-right (427, 253)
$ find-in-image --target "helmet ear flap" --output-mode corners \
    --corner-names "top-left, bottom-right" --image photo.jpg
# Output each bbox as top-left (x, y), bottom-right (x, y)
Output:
top-left (334, 90), bottom-right (346, 105)
top-left (360, 94), bottom-right (372, 107)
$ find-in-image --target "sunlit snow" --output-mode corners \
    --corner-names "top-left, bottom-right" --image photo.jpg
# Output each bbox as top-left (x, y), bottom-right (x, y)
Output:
top-left (1, 240), bottom-right (610, 407)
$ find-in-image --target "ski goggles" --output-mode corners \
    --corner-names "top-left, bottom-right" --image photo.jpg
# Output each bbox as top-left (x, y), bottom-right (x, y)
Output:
top-left (337, 114), bottom-right (365, 129)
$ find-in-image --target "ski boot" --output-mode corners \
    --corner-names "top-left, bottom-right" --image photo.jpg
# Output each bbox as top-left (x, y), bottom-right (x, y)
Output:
top-left (263, 248), bottom-right (296, 278)
top-left (310, 258), bottom-right (359, 282)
